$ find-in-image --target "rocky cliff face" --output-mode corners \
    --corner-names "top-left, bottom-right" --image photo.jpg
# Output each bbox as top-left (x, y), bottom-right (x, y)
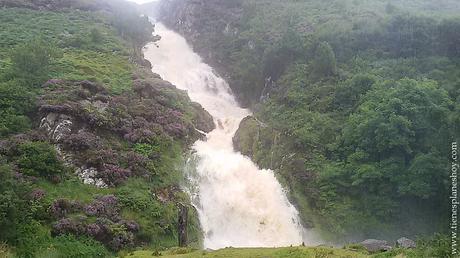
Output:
top-left (156, 0), bottom-right (248, 105)
top-left (158, 0), bottom-right (243, 43)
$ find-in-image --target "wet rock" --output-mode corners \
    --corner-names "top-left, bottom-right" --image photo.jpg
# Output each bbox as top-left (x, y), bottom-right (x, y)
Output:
top-left (191, 102), bottom-right (215, 133)
top-left (233, 116), bottom-right (260, 157)
top-left (396, 237), bottom-right (416, 248)
top-left (360, 239), bottom-right (392, 253)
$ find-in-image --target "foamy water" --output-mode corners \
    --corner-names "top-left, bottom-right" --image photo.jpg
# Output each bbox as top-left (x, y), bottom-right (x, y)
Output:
top-left (143, 23), bottom-right (305, 249)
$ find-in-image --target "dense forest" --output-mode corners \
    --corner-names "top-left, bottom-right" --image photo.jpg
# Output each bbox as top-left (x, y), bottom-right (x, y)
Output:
top-left (158, 0), bottom-right (460, 252)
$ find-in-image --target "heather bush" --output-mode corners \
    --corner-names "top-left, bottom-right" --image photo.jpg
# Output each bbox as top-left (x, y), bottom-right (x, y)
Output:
top-left (86, 223), bottom-right (104, 239)
top-left (51, 218), bottom-right (86, 237)
top-left (62, 131), bottom-right (99, 151)
top-left (123, 128), bottom-right (157, 144)
top-left (49, 199), bottom-right (83, 218)
top-left (85, 149), bottom-right (119, 169)
top-left (97, 165), bottom-right (131, 187)
top-left (29, 188), bottom-right (46, 201)
top-left (124, 151), bottom-right (150, 177)
top-left (108, 230), bottom-right (134, 251)
top-left (84, 195), bottom-right (120, 220)
top-left (120, 220), bottom-right (140, 233)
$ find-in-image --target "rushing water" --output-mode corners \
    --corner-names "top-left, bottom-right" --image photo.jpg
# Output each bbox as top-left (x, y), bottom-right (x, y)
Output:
top-left (143, 23), bottom-right (305, 249)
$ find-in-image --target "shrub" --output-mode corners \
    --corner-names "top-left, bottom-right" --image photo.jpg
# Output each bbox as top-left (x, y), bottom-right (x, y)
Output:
top-left (312, 41), bottom-right (337, 78)
top-left (0, 164), bottom-right (32, 244)
top-left (17, 142), bottom-right (65, 179)
top-left (84, 195), bottom-right (120, 220)
top-left (62, 131), bottom-right (99, 151)
top-left (10, 38), bottom-right (61, 86)
top-left (49, 199), bottom-right (83, 218)
top-left (0, 80), bottom-right (34, 137)
top-left (51, 218), bottom-right (86, 237)
top-left (97, 165), bottom-right (131, 187)
top-left (29, 189), bottom-right (46, 201)
top-left (90, 28), bottom-right (104, 43)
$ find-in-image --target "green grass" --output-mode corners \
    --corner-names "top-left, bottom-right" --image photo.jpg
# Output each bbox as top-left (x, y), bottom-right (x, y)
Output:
top-left (52, 50), bottom-right (134, 94)
top-left (36, 177), bottom-right (115, 203)
top-left (127, 246), bottom-right (370, 258)
top-left (0, 8), bottom-right (134, 94)
top-left (0, 8), bottom-right (121, 50)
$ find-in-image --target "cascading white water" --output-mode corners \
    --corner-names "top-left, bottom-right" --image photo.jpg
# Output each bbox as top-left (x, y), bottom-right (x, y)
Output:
top-left (143, 23), bottom-right (305, 249)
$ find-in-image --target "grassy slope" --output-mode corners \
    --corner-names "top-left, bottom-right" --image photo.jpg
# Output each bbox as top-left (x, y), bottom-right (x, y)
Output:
top-left (0, 5), bottom-right (207, 256)
top-left (0, 8), bottom-right (133, 93)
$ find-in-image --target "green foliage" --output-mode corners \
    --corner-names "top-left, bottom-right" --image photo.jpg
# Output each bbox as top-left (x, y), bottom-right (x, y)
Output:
top-left (90, 28), bottom-right (104, 44)
top-left (0, 2), bottom-right (206, 256)
top-left (341, 79), bottom-right (451, 161)
top-left (312, 42), bottom-right (337, 78)
top-left (333, 74), bottom-right (376, 112)
top-left (116, 179), bottom-right (178, 247)
top-left (112, 12), bottom-right (153, 47)
top-left (206, 0), bottom-right (460, 241)
top-left (0, 164), bottom-right (32, 243)
top-left (10, 38), bottom-right (61, 86)
top-left (133, 143), bottom-right (161, 158)
top-left (52, 50), bottom-right (133, 94)
top-left (0, 80), bottom-right (34, 136)
top-left (17, 142), bottom-right (65, 178)
top-left (36, 235), bottom-right (110, 258)
top-left (14, 221), bottom-right (52, 258)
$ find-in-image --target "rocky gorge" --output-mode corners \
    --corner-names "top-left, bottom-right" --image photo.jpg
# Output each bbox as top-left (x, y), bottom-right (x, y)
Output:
top-left (151, 1), bottom-right (459, 255)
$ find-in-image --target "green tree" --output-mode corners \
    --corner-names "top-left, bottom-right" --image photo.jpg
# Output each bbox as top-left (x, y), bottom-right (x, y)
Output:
top-left (341, 79), bottom-right (452, 161)
top-left (312, 41), bottom-right (337, 78)
top-left (334, 74), bottom-right (376, 112)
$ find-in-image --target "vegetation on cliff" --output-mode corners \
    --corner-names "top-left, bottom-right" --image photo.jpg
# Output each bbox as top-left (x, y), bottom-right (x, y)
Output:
top-left (0, 1), bottom-right (213, 257)
top-left (159, 0), bottom-right (459, 247)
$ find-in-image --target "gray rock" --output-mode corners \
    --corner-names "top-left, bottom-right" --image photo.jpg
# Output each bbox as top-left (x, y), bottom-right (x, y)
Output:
top-left (397, 237), bottom-right (416, 248)
top-left (39, 113), bottom-right (73, 142)
top-left (360, 239), bottom-right (392, 253)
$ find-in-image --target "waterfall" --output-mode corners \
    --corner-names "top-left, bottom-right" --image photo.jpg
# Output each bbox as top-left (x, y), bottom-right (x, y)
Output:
top-left (143, 23), bottom-right (305, 249)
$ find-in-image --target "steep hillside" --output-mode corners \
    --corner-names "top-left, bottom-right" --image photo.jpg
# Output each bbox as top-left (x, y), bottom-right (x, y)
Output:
top-left (157, 0), bottom-right (460, 247)
top-left (0, 1), bottom-right (214, 257)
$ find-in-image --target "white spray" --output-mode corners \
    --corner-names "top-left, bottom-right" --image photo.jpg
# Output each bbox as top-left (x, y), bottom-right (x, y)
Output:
top-left (143, 23), bottom-right (305, 249)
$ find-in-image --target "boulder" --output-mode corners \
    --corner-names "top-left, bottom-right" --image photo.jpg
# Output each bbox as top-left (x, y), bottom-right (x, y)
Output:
top-left (360, 239), bottom-right (392, 253)
top-left (191, 102), bottom-right (215, 133)
top-left (396, 237), bottom-right (416, 249)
